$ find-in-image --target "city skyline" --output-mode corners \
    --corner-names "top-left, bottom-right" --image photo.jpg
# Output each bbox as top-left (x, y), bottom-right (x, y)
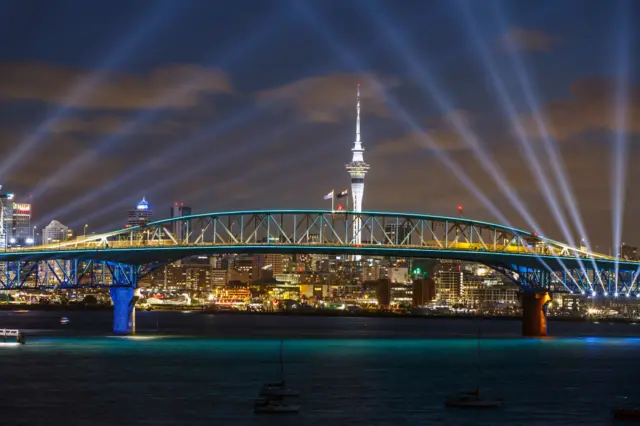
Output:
top-left (0, 1), bottom-right (638, 249)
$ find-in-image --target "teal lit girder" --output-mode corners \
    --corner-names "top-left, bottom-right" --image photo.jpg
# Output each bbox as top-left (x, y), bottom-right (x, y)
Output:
top-left (0, 259), bottom-right (152, 290)
top-left (2, 210), bottom-right (639, 297)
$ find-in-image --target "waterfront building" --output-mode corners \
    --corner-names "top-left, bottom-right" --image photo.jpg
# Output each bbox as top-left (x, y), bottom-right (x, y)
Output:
top-left (436, 267), bottom-right (463, 302)
top-left (413, 278), bottom-right (436, 306)
top-left (375, 278), bottom-right (391, 307)
top-left (388, 267), bottom-right (410, 284)
top-left (362, 262), bottom-right (381, 281)
top-left (252, 254), bottom-right (287, 280)
top-left (390, 283), bottom-right (413, 306)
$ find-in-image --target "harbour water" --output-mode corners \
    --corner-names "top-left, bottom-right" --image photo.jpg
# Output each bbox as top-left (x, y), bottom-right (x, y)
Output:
top-left (0, 311), bottom-right (639, 425)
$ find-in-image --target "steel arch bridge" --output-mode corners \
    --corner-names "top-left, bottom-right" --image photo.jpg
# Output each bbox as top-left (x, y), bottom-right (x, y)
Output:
top-left (2, 209), bottom-right (640, 297)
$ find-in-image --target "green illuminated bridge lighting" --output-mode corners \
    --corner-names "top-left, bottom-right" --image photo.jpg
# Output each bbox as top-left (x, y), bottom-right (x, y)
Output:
top-left (2, 210), bottom-right (639, 297)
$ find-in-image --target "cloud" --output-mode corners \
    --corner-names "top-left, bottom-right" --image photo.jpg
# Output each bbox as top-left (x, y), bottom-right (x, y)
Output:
top-left (256, 72), bottom-right (400, 123)
top-left (49, 113), bottom-right (202, 136)
top-left (520, 77), bottom-right (640, 141)
top-left (374, 129), bottom-right (466, 155)
top-left (374, 110), bottom-right (474, 155)
top-left (0, 62), bottom-right (232, 110)
top-left (501, 28), bottom-right (561, 53)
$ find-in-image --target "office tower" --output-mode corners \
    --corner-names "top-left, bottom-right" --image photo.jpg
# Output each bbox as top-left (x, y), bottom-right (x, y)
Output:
top-left (170, 202), bottom-right (192, 241)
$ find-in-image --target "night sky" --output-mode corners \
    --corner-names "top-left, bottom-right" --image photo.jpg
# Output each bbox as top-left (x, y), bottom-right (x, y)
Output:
top-left (0, 0), bottom-right (638, 250)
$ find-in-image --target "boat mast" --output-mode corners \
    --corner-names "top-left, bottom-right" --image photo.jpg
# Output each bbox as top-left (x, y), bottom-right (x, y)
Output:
top-left (476, 328), bottom-right (481, 392)
top-left (280, 339), bottom-right (284, 382)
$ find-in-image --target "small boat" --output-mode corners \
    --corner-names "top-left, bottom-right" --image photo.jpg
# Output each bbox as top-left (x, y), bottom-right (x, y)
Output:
top-left (446, 329), bottom-right (502, 409)
top-left (612, 406), bottom-right (640, 420)
top-left (260, 381), bottom-right (300, 398)
top-left (60, 317), bottom-right (70, 325)
top-left (259, 340), bottom-right (299, 398)
top-left (12, 310), bottom-right (29, 314)
top-left (0, 329), bottom-right (25, 345)
top-left (254, 397), bottom-right (300, 414)
top-left (445, 389), bottom-right (502, 408)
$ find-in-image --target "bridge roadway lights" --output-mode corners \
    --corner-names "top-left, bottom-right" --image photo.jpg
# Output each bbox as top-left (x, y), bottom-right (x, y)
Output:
top-left (110, 287), bottom-right (135, 335)
top-left (521, 292), bottom-right (552, 337)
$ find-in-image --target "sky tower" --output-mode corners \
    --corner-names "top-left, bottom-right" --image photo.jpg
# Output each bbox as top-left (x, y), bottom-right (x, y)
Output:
top-left (345, 84), bottom-right (370, 255)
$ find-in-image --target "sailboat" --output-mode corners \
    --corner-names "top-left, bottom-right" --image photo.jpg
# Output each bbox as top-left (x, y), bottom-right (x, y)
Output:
top-left (260, 340), bottom-right (299, 398)
top-left (254, 339), bottom-right (300, 414)
top-left (445, 330), bottom-right (502, 409)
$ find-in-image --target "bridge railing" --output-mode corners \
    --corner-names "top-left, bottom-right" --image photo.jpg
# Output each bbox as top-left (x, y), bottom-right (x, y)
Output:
top-left (10, 238), bottom-right (603, 259)
top-left (7, 210), bottom-right (621, 263)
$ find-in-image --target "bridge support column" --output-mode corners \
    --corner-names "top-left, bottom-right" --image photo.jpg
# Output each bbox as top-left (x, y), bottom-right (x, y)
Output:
top-left (521, 292), bottom-right (552, 337)
top-left (110, 287), bottom-right (135, 335)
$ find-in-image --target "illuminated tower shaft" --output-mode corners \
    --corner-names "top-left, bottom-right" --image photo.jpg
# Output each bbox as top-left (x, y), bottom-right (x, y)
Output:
top-left (345, 84), bottom-right (370, 258)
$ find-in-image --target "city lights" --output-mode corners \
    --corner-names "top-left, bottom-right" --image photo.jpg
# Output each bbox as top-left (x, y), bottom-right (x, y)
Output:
top-left (0, 0), bottom-right (636, 344)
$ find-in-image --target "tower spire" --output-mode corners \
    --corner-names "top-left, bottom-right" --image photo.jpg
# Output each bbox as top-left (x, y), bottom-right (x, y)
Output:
top-left (355, 83), bottom-right (361, 144)
top-left (345, 84), bottom-right (370, 258)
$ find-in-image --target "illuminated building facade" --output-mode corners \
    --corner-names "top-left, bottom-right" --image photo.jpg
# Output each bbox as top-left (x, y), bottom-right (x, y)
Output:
top-left (345, 84), bottom-right (369, 257)
top-left (127, 197), bottom-right (153, 227)
top-left (388, 267), bottom-right (409, 284)
top-left (436, 268), bottom-right (463, 302)
top-left (42, 220), bottom-right (69, 244)
top-left (10, 203), bottom-right (32, 246)
top-left (252, 254), bottom-right (288, 280)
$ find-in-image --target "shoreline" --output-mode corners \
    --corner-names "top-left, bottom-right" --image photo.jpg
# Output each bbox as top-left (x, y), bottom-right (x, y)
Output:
top-left (1, 303), bottom-right (637, 324)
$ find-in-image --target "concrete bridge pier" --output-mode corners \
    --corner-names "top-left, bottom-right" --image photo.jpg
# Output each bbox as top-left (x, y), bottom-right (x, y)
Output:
top-left (521, 291), bottom-right (552, 337)
top-left (110, 287), bottom-right (136, 335)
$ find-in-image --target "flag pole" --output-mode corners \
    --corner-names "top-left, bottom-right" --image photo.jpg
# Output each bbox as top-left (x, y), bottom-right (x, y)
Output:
top-left (332, 192), bottom-right (334, 212)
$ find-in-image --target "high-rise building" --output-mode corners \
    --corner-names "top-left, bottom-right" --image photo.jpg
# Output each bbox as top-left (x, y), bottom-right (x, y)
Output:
top-left (345, 84), bottom-right (370, 259)
top-left (42, 220), bottom-right (69, 244)
top-left (10, 203), bottom-right (31, 246)
top-left (413, 278), bottom-right (436, 306)
top-left (252, 254), bottom-right (286, 280)
top-left (436, 262), bottom-right (464, 302)
top-left (385, 223), bottom-right (412, 245)
top-left (127, 197), bottom-right (153, 228)
top-left (375, 278), bottom-right (391, 307)
top-left (388, 267), bottom-right (409, 284)
top-left (170, 202), bottom-right (192, 242)
top-left (2, 202), bottom-right (12, 248)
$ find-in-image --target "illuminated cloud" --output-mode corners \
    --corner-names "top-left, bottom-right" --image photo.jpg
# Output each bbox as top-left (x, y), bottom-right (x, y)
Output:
top-left (256, 72), bottom-right (400, 123)
top-left (520, 77), bottom-right (640, 141)
top-left (49, 113), bottom-right (200, 136)
top-left (374, 130), bottom-right (467, 155)
top-left (374, 110), bottom-right (474, 155)
top-left (6, 133), bottom-right (123, 190)
top-left (0, 62), bottom-right (232, 110)
top-left (501, 27), bottom-right (561, 53)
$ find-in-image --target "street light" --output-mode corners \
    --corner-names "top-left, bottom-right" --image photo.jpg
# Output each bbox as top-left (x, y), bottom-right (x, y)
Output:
top-left (84, 224), bottom-right (88, 239)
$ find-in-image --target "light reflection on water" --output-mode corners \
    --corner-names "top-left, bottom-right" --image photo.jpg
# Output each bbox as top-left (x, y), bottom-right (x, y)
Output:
top-left (0, 312), bottom-right (638, 425)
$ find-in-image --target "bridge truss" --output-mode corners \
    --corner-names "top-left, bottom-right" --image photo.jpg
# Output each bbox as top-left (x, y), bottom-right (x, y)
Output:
top-left (2, 210), bottom-right (639, 296)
